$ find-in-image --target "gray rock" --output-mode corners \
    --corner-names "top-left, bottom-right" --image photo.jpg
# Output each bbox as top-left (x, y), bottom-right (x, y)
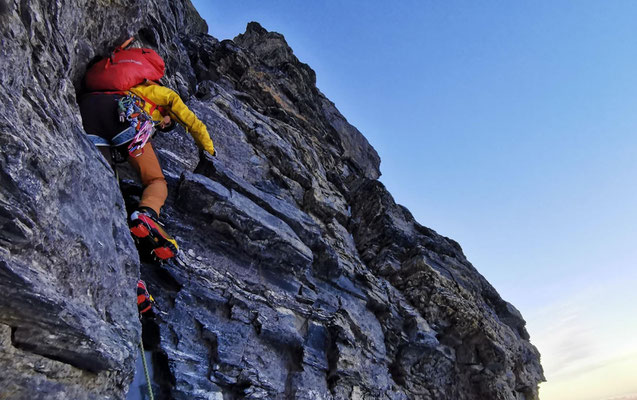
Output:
top-left (195, 152), bottom-right (323, 248)
top-left (0, 1), bottom-right (543, 399)
top-left (176, 171), bottom-right (313, 273)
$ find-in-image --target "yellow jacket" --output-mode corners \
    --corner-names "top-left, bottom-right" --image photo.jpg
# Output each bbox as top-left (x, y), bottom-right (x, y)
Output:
top-left (129, 83), bottom-right (215, 155)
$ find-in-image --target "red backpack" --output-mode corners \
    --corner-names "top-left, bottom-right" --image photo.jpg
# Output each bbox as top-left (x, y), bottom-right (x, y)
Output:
top-left (85, 37), bottom-right (165, 91)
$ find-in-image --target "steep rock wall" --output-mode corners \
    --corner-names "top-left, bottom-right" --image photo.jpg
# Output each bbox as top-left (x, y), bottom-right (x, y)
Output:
top-left (0, 1), bottom-right (544, 399)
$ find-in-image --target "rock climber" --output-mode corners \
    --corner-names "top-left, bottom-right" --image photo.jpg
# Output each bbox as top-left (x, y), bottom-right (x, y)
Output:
top-left (78, 79), bottom-right (215, 261)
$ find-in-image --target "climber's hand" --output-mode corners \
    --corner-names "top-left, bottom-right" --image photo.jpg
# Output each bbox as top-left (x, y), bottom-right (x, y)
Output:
top-left (159, 115), bottom-right (171, 129)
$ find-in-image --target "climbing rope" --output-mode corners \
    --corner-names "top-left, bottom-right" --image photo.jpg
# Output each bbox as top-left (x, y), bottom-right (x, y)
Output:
top-left (139, 337), bottom-right (154, 400)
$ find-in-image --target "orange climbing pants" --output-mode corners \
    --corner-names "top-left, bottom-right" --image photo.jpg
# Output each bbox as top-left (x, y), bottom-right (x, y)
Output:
top-left (98, 141), bottom-right (167, 216)
top-left (127, 142), bottom-right (167, 216)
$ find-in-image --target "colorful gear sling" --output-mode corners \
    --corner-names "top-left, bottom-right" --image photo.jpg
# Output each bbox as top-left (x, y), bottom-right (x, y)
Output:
top-left (117, 94), bottom-right (155, 157)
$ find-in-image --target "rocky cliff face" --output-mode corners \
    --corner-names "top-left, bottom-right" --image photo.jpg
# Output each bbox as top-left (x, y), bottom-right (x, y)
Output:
top-left (0, 1), bottom-right (544, 399)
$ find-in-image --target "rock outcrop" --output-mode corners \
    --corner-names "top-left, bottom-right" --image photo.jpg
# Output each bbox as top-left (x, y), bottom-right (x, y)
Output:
top-left (0, 1), bottom-right (544, 399)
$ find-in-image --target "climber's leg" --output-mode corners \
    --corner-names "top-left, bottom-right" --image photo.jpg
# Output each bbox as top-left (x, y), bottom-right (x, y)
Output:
top-left (127, 142), bottom-right (167, 216)
top-left (128, 142), bottom-right (178, 261)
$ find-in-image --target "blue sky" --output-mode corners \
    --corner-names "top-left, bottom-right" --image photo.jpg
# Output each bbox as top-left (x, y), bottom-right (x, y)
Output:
top-left (191, 1), bottom-right (637, 398)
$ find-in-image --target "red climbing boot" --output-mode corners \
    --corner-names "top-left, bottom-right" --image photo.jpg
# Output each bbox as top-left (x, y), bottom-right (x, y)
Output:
top-left (129, 207), bottom-right (179, 261)
top-left (137, 280), bottom-right (154, 315)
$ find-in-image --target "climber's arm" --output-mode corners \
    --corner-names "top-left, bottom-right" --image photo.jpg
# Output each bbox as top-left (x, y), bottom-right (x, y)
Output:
top-left (149, 86), bottom-right (216, 155)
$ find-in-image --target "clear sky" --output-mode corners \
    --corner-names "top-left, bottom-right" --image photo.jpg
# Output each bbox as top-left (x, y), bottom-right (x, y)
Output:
top-left (191, 1), bottom-right (637, 399)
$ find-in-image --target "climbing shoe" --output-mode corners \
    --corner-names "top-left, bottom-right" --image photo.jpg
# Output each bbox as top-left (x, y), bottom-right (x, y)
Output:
top-left (137, 280), bottom-right (154, 315)
top-left (129, 207), bottom-right (179, 261)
